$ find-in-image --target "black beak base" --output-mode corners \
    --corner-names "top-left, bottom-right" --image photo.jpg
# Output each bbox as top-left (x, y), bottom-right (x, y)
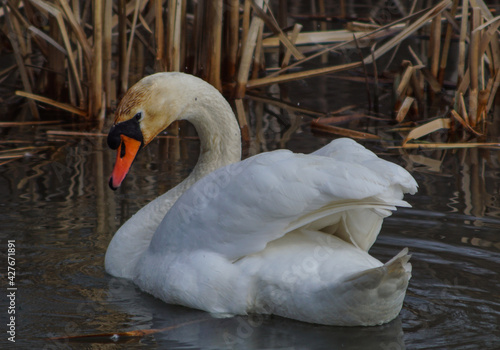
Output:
top-left (107, 118), bottom-right (144, 150)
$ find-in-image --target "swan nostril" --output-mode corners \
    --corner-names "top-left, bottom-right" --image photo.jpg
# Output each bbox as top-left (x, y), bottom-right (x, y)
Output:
top-left (120, 140), bottom-right (126, 158)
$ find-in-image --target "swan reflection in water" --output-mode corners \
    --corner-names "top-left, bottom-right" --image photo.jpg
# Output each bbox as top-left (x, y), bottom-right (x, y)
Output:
top-left (106, 275), bottom-right (406, 349)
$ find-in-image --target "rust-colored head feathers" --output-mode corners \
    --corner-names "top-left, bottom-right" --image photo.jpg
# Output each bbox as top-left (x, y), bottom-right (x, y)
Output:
top-left (115, 80), bottom-right (153, 123)
top-left (112, 73), bottom-right (197, 146)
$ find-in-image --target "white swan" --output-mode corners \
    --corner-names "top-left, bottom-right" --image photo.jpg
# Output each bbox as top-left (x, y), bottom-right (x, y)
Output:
top-left (105, 72), bottom-right (418, 326)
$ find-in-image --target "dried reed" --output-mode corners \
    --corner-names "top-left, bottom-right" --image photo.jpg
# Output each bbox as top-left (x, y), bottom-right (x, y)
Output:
top-left (0, 0), bottom-right (498, 148)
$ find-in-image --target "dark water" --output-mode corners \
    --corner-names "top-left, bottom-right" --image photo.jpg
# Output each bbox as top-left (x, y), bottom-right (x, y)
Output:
top-left (1, 74), bottom-right (500, 349)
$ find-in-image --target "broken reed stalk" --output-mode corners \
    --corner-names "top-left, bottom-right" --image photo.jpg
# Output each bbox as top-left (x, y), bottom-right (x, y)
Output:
top-left (457, 0), bottom-right (469, 85)
top-left (91, 0), bottom-right (103, 117)
top-left (235, 0), bottom-right (265, 98)
top-left (103, 0), bottom-right (113, 108)
top-left (167, 0), bottom-right (181, 72)
top-left (227, 0), bottom-right (240, 79)
top-left (251, 17), bottom-right (265, 80)
top-left (191, 1), bottom-right (202, 75)
top-left (396, 96), bottom-right (415, 123)
top-left (246, 92), bottom-right (326, 117)
top-left (429, 12), bottom-right (441, 80)
top-left (46, 14), bottom-right (64, 102)
top-left (234, 99), bottom-right (249, 141)
top-left (410, 63), bottom-right (425, 101)
top-left (123, 0), bottom-right (141, 89)
top-left (469, 7), bottom-right (481, 127)
top-left (248, 62), bottom-right (362, 88)
top-left (353, 34), bottom-right (372, 111)
top-left (310, 121), bottom-right (380, 140)
top-left (0, 121), bottom-right (61, 127)
top-left (180, 0), bottom-right (187, 71)
top-left (459, 92), bottom-right (469, 124)
top-left (281, 23), bottom-right (302, 68)
top-left (66, 2), bottom-right (81, 106)
top-left (155, 0), bottom-right (165, 70)
top-left (15, 91), bottom-right (87, 116)
top-left (450, 110), bottom-right (481, 136)
top-left (393, 142), bottom-right (500, 149)
top-left (118, 0), bottom-right (127, 95)
top-left (207, 0), bottom-right (223, 90)
top-left (438, 0), bottom-right (459, 85)
top-left (241, 0), bottom-right (251, 49)
top-left (408, 45), bottom-right (442, 93)
top-left (317, 0), bottom-right (328, 63)
top-left (396, 61), bottom-right (414, 98)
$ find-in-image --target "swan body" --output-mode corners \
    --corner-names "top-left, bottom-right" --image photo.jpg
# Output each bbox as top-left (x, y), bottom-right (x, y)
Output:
top-left (105, 72), bottom-right (417, 326)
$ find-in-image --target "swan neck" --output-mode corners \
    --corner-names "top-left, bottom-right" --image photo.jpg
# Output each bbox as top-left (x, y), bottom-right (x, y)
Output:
top-left (184, 99), bottom-right (241, 177)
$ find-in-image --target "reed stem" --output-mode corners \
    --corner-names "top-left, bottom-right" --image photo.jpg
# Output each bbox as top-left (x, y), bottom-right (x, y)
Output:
top-left (235, 0), bottom-right (265, 98)
top-left (91, 0), bottom-right (103, 117)
top-left (469, 7), bottom-right (481, 126)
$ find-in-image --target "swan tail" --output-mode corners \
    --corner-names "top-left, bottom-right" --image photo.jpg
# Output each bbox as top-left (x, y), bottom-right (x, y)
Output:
top-left (384, 247), bottom-right (412, 276)
top-left (326, 248), bottom-right (412, 326)
top-left (345, 248), bottom-right (411, 295)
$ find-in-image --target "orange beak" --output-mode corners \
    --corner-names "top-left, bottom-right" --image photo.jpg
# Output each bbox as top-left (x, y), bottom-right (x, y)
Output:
top-left (109, 135), bottom-right (142, 190)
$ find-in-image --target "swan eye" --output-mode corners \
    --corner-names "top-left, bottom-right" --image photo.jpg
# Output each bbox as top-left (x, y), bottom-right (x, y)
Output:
top-left (134, 112), bottom-right (142, 121)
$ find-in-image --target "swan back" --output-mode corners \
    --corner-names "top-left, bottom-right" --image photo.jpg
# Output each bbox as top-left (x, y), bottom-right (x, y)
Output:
top-left (148, 140), bottom-right (416, 261)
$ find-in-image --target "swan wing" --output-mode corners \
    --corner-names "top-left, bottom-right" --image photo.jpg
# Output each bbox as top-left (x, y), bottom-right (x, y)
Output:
top-left (150, 139), bottom-right (417, 260)
top-left (312, 138), bottom-right (418, 195)
top-left (309, 138), bottom-right (418, 250)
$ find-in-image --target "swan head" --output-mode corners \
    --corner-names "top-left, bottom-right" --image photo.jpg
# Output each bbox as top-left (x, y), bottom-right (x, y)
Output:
top-left (107, 72), bottom-right (200, 190)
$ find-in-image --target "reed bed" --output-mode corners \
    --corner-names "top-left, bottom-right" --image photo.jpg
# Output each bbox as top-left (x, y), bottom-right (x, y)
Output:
top-left (0, 0), bottom-right (499, 148)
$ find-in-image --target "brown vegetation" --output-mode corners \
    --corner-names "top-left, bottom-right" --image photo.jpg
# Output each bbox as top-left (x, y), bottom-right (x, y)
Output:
top-left (1, 0), bottom-right (499, 149)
